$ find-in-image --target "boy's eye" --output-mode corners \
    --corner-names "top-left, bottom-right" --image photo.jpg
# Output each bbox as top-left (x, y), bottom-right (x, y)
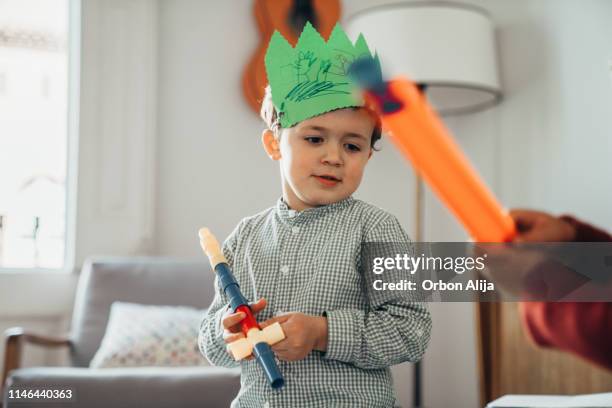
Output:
top-left (305, 136), bottom-right (323, 144)
top-left (345, 143), bottom-right (362, 152)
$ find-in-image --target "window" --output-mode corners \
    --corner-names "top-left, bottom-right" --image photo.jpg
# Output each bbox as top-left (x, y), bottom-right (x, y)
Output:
top-left (0, 0), bottom-right (70, 269)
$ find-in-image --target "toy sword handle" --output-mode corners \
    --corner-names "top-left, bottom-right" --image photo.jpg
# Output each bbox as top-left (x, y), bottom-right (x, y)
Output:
top-left (198, 228), bottom-right (285, 389)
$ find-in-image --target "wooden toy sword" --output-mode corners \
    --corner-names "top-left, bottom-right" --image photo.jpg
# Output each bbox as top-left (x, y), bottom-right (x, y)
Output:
top-left (199, 227), bottom-right (285, 389)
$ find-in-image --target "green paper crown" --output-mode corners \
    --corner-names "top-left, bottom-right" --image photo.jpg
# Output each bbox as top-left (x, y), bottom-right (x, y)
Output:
top-left (264, 22), bottom-right (378, 128)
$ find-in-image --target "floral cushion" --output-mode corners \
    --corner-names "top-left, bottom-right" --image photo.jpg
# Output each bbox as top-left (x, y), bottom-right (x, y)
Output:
top-left (90, 302), bottom-right (210, 368)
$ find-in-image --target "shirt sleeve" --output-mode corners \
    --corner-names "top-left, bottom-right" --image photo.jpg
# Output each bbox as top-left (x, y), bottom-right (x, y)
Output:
top-left (559, 215), bottom-right (612, 242)
top-left (198, 221), bottom-right (243, 368)
top-left (323, 214), bottom-right (432, 369)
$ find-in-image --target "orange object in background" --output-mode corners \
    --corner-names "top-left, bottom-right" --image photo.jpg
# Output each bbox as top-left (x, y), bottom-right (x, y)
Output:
top-left (369, 78), bottom-right (516, 242)
top-left (242, 0), bottom-right (341, 113)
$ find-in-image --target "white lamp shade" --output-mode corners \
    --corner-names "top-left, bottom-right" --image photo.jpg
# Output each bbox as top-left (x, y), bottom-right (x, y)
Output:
top-left (346, 3), bottom-right (502, 114)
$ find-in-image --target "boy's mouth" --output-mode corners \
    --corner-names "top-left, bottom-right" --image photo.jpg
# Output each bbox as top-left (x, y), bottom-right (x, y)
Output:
top-left (313, 174), bottom-right (342, 187)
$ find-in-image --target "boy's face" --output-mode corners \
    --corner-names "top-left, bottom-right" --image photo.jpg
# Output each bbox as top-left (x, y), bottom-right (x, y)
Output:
top-left (263, 108), bottom-right (375, 211)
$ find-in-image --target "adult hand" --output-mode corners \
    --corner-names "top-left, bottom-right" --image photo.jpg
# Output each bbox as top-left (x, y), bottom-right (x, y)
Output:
top-left (476, 209), bottom-right (580, 300)
top-left (510, 209), bottom-right (576, 242)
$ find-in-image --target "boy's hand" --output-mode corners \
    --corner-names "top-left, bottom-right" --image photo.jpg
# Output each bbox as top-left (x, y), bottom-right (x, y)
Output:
top-left (260, 312), bottom-right (328, 361)
top-left (222, 298), bottom-right (267, 360)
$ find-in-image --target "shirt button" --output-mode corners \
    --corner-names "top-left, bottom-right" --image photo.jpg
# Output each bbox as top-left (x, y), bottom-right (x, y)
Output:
top-left (291, 226), bottom-right (299, 234)
top-left (287, 210), bottom-right (296, 218)
top-left (263, 402), bottom-right (270, 408)
top-left (416, 329), bottom-right (424, 337)
top-left (280, 265), bottom-right (289, 275)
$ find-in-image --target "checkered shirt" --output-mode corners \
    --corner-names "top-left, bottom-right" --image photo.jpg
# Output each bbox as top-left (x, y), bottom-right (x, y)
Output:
top-left (199, 197), bottom-right (431, 408)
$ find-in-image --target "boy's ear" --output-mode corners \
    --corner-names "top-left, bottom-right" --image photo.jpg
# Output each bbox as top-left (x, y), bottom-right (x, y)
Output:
top-left (262, 129), bottom-right (281, 160)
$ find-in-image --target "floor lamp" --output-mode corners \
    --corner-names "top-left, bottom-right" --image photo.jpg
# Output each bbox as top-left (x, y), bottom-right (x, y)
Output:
top-left (346, 3), bottom-right (502, 407)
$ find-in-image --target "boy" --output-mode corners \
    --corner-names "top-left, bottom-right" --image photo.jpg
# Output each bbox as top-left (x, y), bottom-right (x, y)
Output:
top-left (199, 23), bottom-right (431, 407)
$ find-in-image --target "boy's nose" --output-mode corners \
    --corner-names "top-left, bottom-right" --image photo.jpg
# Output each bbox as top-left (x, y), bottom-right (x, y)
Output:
top-left (322, 145), bottom-right (343, 167)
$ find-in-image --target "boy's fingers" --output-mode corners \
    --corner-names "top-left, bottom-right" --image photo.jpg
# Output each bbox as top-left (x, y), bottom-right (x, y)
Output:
top-left (273, 350), bottom-right (293, 361)
top-left (260, 314), bottom-right (291, 329)
top-left (222, 299), bottom-right (266, 332)
top-left (222, 312), bottom-right (246, 330)
top-left (271, 339), bottom-right (288, 352)
top-left (259, 317), bottom-right (275, 329)
top-left (223, 332), bottom-right (245, 344)
top-left (250, 298), bottom-right (267, 315)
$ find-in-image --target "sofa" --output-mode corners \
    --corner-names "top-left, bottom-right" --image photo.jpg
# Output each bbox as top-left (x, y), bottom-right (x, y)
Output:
top-left (2, 257), bottom-right (240, 408)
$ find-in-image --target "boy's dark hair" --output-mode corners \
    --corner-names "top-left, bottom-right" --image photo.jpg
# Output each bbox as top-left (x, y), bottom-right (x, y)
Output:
top-left (260, 86), bottom-right (382, 149)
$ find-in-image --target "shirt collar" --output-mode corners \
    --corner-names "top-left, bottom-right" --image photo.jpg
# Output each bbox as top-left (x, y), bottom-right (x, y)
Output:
top-left (275, 196), bottom-right (355, 224)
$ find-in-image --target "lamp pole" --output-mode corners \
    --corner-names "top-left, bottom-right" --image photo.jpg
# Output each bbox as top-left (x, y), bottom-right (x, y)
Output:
top-left (413, 172), bottom-right (424, 408)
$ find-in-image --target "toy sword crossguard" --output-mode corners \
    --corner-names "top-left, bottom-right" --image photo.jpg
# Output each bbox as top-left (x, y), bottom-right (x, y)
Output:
top-left (198, 227), bottom-right (285, 389)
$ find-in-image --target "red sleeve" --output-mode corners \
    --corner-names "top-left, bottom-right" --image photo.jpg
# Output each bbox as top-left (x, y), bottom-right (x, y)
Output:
top-left (521, 217), bottom-right (612, 371)
top-left (559, 215), bottom-right (612, 242)
top-left (520, 302), bottom-right (612, 370)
